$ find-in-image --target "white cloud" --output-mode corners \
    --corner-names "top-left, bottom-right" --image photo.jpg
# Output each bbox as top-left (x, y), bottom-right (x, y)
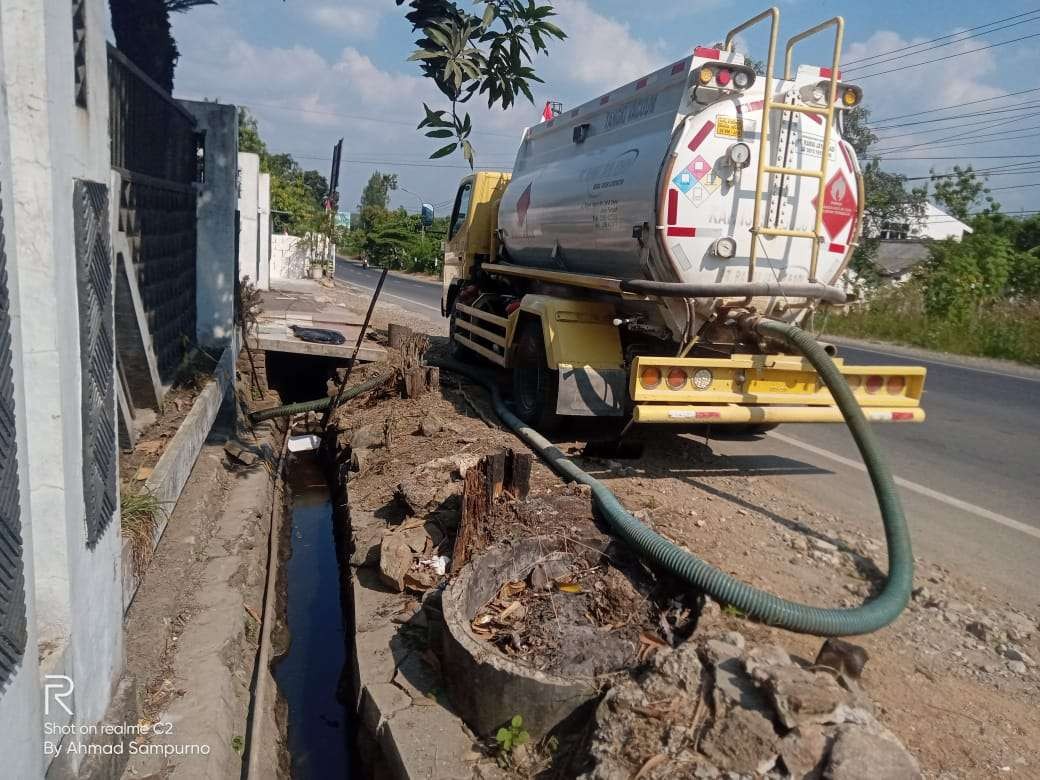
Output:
top-left (542, 0), bottom-right (666, 93)
top-left (304, 4), bottom-right (385, 39)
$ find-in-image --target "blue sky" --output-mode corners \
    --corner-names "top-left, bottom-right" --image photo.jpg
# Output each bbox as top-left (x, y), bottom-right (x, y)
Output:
top-left (169, 1), bottom-right (1040, 217)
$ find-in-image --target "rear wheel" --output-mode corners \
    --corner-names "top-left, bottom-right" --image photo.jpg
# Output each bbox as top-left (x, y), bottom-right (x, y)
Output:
top-left (512, 321), bottom-right (561, 432)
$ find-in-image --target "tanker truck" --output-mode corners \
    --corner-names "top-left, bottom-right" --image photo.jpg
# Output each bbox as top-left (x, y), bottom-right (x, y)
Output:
top-left (439, 9), bottom-right (926, 432)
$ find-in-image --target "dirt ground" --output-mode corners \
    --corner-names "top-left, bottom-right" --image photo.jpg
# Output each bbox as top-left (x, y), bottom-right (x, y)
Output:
top-left (330, 281), bottom-right (1039, 779)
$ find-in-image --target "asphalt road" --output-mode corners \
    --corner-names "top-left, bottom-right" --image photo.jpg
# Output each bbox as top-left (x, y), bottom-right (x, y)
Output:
top-left (334, 257), bottom-right (1040, 609)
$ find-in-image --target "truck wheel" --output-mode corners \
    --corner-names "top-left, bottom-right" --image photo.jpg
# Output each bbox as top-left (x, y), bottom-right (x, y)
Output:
top-left (512, 321), bottom-right (561, 432)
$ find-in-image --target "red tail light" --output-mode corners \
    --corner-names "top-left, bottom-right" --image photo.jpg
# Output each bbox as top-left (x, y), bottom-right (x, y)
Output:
top-left (640, 366), bottom-right (662, 390)
top-left (886, 375), bottom-right (906, 395)
top-left (666, 368), bottom-right (687, 390)
top-left (864, 375), bottom-right (884, 395)
top-left (716, 69), bottom-right (732, 87)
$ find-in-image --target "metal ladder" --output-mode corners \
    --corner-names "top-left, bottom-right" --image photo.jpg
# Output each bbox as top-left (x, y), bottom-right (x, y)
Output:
top-left (724, 11), bottom-right (846, 287)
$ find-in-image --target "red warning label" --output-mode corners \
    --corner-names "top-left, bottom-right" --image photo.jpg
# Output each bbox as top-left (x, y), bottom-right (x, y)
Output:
top-left (812, 170), bottom-right (857, 239)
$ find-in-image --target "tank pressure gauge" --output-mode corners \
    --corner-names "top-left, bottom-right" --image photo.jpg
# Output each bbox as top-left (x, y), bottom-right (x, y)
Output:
top-left (713, 236), bottom-right (738, 259)
top-left (728, 142), bottom-right (751, 168)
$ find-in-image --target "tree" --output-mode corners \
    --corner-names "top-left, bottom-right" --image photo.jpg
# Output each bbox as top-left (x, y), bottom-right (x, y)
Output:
top-left (929, 165), bottom-right (997, 222)
top-left (398, 0), bottom-right (566, 165)
top-left (360, 173), bottom-right (400, 212)
top-left (840, 107), bottom-right (926, 286)
top-left (109, 0), bottom-right (216, 91)
top-left (238, 108), bottom-right (267, 156)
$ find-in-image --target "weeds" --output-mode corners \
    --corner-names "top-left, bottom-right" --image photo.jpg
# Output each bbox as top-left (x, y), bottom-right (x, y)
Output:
top-left (121, 489), bottom-right (168, 577)
top-left (495, 714), bottom-right (530, 768)
top-left (820, 284), bottom-right (1040, 367)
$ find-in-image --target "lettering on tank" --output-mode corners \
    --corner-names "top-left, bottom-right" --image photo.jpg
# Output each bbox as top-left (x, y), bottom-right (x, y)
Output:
top-left (603, 94), bottom-right (659, 131)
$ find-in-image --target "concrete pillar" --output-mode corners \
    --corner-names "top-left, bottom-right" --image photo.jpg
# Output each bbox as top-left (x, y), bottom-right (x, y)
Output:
top-left (182, 100), bottom-right (239, 349)
top-left (237, 152), bottom-right (260, 287)
top-left (1, 0), bottom-right (124, 773)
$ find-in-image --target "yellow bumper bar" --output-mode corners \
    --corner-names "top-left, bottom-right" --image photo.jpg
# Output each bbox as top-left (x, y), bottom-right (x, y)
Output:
top-left (633, 405), bottom-right (926, 424)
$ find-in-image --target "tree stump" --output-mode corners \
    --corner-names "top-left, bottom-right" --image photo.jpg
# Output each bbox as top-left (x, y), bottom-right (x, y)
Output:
top-left (388, 323), bottom-right (412, 350)
top-left (451, 456), bottom-right (493, 574)
top-left (505, 450), bottom-right (532, 500)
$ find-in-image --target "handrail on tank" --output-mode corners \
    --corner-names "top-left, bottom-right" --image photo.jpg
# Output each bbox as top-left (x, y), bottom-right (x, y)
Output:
top-left (724, 7), bottom-right (780, 53)
top-left (784, 17), bottom-right (844, 80)
top-left (723, 9), bottom-right (780, 295)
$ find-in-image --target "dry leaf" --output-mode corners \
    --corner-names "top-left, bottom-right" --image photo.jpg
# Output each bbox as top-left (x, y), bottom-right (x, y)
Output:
top-left (499, 580), bottom-right (526, 599)
top-left (557, 582), bottom-right (583, 594)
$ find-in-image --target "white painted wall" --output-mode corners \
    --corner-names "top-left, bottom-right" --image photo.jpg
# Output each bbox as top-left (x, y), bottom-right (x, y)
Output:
top-left (1, 0), bottom-right (125, 773)
top-left (258, 172), bottom-right (271, 290)
top-left (237, 152), bottom-right (260, 286)
top-left (270, 233), bottom-right (309, 280)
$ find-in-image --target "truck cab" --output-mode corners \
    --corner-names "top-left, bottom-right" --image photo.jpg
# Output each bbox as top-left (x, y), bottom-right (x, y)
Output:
top-left (440, 10), bottom-right (925, 432)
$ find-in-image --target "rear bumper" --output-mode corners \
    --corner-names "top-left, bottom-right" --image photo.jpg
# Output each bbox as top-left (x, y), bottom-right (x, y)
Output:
top-left (633, 404), bottom-right (925, 424)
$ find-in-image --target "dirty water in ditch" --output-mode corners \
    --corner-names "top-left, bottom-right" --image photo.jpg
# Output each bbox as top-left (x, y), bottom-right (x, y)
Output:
top-left (275, 451), bottom-right (353, 779)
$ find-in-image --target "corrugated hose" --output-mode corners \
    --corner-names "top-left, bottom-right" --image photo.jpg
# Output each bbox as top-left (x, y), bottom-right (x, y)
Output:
top-left (431, 318), bottom-right (914, 636)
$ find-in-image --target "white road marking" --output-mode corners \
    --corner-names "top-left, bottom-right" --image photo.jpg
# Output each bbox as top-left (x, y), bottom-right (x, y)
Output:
top-left (837, 342), bottom-right (1040, 384)
top-left (769, 431), bottom-right (1040, 541)
top-left (336, 276), bottom-right (442, 314)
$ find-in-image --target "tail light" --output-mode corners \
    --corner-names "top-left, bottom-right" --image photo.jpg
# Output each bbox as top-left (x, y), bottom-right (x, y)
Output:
top-left (666, 368), bottom-right (688, 390)
top-left (692, 369), bottom-right (714, 390)
top-left (716, 69), bottom-right (732, 87)
top-left (864, 375), bottom-right (884, 395)
top-left (640, 366), bottom-right (662, 390)
top-left (886, 375), bottom-right (906, 395)
top-left (693, 63), bottom-right (756, 94)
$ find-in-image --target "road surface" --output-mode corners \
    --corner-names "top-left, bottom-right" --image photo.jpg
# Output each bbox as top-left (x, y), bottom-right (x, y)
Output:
top-left (335, 257), bottom-right (1040, 609)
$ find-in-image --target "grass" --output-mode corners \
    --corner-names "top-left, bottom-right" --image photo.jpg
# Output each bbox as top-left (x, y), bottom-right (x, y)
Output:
top-left (121, 490), bottom-right (169, 577)
top-left (819, 285), bottom-right (1040, 367)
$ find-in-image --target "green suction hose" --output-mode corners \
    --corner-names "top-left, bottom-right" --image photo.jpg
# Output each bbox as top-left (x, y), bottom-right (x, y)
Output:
top-left (432, 319), bottom-right (914, 636)
top-left (248, 372), bottom-right (394, 422)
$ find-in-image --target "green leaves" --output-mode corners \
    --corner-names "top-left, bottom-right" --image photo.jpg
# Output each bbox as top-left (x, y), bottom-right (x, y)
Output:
top-left (431, 143), bottom-right (458, 158)
top-left (398, 1), bottom-right (566, 164)
top-left (495, 713), bottom-right (530, 765)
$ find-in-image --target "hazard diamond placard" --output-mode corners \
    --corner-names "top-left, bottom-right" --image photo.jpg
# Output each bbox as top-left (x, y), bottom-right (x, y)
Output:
top-left (812, 170), bottom-right (857, 239)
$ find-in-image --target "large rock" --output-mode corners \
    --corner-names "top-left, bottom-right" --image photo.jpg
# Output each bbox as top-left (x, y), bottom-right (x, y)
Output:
top-left (396, 454), bottom-right (482, 514)
top-left (379, 533), bottom-right (414, 592)
top-left (825, 725), bottom-right (921, 779)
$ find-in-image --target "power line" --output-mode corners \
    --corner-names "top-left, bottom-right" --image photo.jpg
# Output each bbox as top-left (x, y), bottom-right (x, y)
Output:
top-left (872, 111), bottom-right (1040, 143)
top-left (876, 154), bottom-right (1040, 160)
top-left (874, 125), bottom-right (1040, 155)
top-left (843, 8), bottom-right (1040, 66)
top-left (870, 99), bottom-right (1040, 130)
top-left (845, 11), bottom-right (1040, 72)
top-left (854, 31), bottom-right (1040, 80)
top-left (179, 94), bottom-right (522, 140)
top-left (284, 153), bottom-right (514, 170)
top-left (871, 85), bottom-right (1040, 123)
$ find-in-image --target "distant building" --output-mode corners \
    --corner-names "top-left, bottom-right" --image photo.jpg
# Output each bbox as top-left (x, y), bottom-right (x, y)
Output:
top-left (878, 201), bottom-right (971, 242)
top-left (846, 202), bottom-right (971, 291)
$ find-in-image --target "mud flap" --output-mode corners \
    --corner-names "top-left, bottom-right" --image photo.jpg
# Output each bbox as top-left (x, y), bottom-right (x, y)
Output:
top-left (556, 365), bottom-right (627, 417)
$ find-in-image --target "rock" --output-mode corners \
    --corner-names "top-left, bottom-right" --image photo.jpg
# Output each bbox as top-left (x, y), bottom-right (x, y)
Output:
top-left (810, 538), bottom-right (837, 553)
top-left (825, 725), bottom-right (921, 779)
top-left (1007, 660), bottom-right (1028, 675)
top-left (379, 533), bottom-right (413, 592)
top-left (700, 705), bottom-right (779, 776)
top-left (779, 726), bottom-right (832, 780)
top-left (398, 522), bottom-right (432, 554)
top-left (809, 550), bottom-right (839, 566)
top-left (814, 638), bottom-right (869, 680)
top-left (350, 422), bottom-right (388, 450)
top-left (965, 620), bottom-right (991, 641)
top-left (350, 525), bottom-right (384, 568)
top-left (419, 415), bottom-right (445, 437)
top-left (223, 440), bottom-right (259, 466)
top-left (1003, 646), bottom-right (1034, 666)
top-left (910, 586), bottom-right (930, 603)
top-left (790, 536), bottom-right (809, 553)
top-left (396, 454), bottom-right (482, 514)
top-left (351, 447), bottom-right (372, 473)
top-left (757, 665), bottom-right (863, 730)
top-left (403, 567), bottom-right (440, 593)
top-left (744, 645), bottom-right (792, 680)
